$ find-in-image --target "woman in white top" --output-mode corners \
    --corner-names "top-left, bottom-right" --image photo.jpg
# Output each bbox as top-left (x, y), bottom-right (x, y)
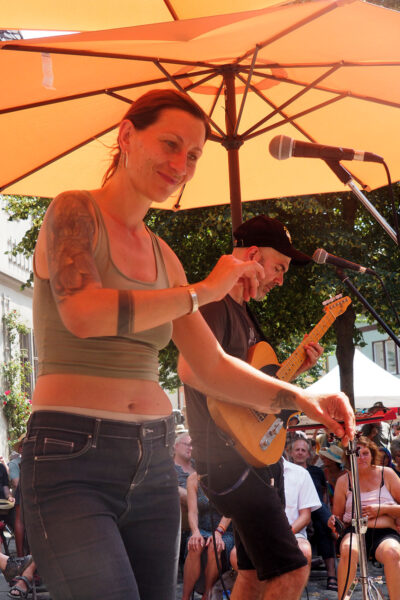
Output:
top-left (329, 436), bottom-right (400, 599)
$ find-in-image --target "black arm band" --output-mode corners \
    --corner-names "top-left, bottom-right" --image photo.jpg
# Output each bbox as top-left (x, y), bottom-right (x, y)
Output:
top-left (117, 290), bottom-right (134, 335)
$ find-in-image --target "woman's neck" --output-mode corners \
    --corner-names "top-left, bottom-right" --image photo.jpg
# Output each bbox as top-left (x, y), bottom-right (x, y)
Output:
top-left (96, 172), bottom-right (151, 229)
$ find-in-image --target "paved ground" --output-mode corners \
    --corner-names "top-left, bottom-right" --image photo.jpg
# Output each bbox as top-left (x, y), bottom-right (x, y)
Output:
top-left (176, 563), bottom-right (389, 599)
top-left (0, 552), bottom-right (388, 599)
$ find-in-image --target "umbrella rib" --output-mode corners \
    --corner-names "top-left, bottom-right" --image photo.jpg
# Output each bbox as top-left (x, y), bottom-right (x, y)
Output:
top-left (245, 94), bottom-right (346, 140)
top-left (0, 43), bottom-right (214, 69)
top-left (234, 45), bottom-right (260, 137)
top-left (153, 59), bottom-right (226, 139)
top-left (234, 0), bottom-right (342, 65)
top-left (163, 0), bottom-right (179, 21)
top-left (0, 68), bottom-right (218, 115)
top-left (0, 123), bottom-right (118, 194)
top-left (235, 73), bottom-right (317, 143)
top-left (241, 64), bottom-right (341, 138)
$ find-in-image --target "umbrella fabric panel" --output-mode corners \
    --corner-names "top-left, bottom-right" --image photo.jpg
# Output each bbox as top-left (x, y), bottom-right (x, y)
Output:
top-left (0, 0), bottom-right (286, 31)
top-left (1, 0), bottom-right (400, 208)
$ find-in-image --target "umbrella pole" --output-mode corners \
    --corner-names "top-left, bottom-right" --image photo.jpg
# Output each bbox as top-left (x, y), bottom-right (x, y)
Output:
top-left (223, 70), bottom-right (243, 233)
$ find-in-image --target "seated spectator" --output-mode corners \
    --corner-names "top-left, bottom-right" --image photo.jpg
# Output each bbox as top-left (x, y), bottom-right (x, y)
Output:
top-left (290, 437), bottom-right (338, 592)
top-left (328, 436), bottom-right (400, 599)
top-left (8, 435), bottom-right (25, 557)
top-left (390, 439), bottom-right (400, 477)
top-left (182, 472), bottom-right (234, 600)
top-left (174, 433), bottom-right (196, 570)
top-left (318, 444), bottom-right (344, 509)
top-left (174, 432), bottom-right (196, 505)
top-left (360, 402), bottom-right (390, 447)
top-left (392, 422), bottom-right (400, 439)
top-left (0, 455), bottom-right (15, 544)
top-left (283, 458), bottom-right (321, 567)
top-left (0, 552), bottom-right (37, 598)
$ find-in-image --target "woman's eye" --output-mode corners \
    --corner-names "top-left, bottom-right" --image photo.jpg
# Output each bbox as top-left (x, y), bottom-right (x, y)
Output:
top-left (164, 140), bottom-right (177, 149)
top-left (188, 153), bottom-right (199, 163)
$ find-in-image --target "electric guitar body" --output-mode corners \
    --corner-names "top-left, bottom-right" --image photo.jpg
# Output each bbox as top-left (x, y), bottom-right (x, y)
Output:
top-left (207, 295), bottom-right (352, 467)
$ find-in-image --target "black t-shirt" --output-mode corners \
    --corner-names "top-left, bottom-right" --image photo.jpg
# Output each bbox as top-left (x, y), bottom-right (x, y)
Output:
top-left (184, 295), bottom-right (264, 464)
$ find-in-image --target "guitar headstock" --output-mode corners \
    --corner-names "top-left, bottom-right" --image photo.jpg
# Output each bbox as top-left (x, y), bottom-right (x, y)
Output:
top-left (322, 294), bottom-right (352, 317)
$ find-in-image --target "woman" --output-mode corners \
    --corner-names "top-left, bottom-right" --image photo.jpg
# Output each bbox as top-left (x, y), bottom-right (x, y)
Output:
top-left (328, 436), bottom-right (400, 599)
top-left (182, 472), bottom-right (234, 600)
top-left (20, 88), bottom-right (354, 600)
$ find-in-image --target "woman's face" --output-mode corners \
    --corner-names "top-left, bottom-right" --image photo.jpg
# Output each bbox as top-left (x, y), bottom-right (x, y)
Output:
top-left (357, 444), bottom-right (372, 469)
top-left (122, 108), bottom-right (206, 204)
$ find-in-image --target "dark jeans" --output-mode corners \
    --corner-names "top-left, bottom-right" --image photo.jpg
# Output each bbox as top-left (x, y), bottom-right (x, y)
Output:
top-left (20, 411), bottom-right (180, 600)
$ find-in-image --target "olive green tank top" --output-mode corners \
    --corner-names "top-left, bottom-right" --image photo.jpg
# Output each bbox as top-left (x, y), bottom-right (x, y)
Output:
top-left (33, 191), bottom-right (172, 381)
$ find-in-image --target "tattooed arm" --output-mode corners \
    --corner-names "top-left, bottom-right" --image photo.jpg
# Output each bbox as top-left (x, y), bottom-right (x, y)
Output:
top-left (41, 192), bottom-right (265, 338)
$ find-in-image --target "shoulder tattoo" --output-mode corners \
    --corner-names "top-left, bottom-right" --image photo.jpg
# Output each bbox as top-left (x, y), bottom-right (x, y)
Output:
top-left (46, 194), bottom-right (99, 301)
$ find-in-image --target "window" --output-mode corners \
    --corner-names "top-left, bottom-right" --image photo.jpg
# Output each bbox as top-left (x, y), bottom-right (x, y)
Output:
top-left (19, 330), bottom-right (38, 398)
top-left (372, 339), bottom-right (400, 374)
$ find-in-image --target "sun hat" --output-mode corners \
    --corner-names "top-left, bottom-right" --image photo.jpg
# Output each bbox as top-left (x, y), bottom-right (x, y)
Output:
top-left (233, 215), bottom-right (311, 265)
top-left (318, 444), bottom-right (344, 464)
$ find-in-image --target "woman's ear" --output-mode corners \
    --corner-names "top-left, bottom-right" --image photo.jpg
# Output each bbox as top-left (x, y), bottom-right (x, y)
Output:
top-left (118, 119), bottom-right (134, 153)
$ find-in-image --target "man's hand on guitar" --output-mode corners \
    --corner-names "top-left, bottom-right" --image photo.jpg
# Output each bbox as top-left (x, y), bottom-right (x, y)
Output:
top-left (296, 391), bottom-right (355, 447)
top-left (293, 337), bottom-right (324, 379)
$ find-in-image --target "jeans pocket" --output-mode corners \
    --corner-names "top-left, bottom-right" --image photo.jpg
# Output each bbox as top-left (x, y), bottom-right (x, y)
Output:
top-left (33, 428), bottom-right (93, 462)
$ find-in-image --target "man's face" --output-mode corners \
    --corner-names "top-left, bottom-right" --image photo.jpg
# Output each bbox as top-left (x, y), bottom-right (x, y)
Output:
top-left (254, 247), bottom-right (291, 301)
top-left (174, 435), bottom-right (193, 461)
top-left (290, 440), bottom-right (310, 466)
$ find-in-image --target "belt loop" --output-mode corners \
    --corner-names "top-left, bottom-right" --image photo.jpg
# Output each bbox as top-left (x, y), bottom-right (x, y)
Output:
top-left (163, 418), bottom-right (169, 448)
top-left (91, 418), bottom-right (101, 449)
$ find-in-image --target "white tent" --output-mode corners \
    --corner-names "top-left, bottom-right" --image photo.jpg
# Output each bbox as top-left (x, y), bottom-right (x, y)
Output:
top-left (307, 350), bottom-right (400, 409)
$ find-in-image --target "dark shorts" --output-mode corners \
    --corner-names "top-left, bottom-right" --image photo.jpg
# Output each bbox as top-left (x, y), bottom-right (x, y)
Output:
top-left (196, 459), bottom-right (307, 581)
top-left (338, 526), bottom-right (400, 562)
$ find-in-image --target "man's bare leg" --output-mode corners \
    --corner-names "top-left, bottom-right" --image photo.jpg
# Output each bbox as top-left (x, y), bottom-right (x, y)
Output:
top-left (231, 564), bottom-right (309, 600)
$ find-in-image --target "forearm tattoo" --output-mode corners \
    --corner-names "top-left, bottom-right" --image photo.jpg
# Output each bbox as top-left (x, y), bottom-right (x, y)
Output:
top-left (46, 194), bottom-right (100, 302)
top-left (270, 389), bottom-right (298, 412)
top-left (117, 290), bottom-right (134, 336)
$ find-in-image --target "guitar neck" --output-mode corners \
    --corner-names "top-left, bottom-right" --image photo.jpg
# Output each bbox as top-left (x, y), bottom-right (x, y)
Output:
top-left (276, 310), bottom-right (336, 382)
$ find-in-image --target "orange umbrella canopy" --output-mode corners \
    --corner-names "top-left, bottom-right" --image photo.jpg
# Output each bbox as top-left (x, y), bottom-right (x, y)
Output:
top-left (1, 0), bottom-right (400, 222)
top-left (0, 0), bottom-right (287, 30)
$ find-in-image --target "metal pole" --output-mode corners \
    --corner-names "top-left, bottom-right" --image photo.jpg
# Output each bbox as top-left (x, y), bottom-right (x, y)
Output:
top-left (223, 69), bottom-right (243, 233)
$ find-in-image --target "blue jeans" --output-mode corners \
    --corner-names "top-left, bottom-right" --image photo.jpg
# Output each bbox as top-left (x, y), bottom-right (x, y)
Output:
top-left (20, 411), bottom-right (180, 600)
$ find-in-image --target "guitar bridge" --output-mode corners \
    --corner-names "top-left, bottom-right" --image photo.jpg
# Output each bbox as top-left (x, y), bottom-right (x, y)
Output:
top-left (259, 418), bottom-right (284, 450)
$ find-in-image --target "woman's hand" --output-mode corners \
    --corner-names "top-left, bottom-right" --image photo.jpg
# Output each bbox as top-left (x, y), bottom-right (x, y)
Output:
top-left (200, 255), bottom-right (264, 304)
top-left (296, 391), bottom-right (355, 447)
top-left (188, 530), bottom-right (205, 552)
top-left (206, 531), bottom-right (225, 553)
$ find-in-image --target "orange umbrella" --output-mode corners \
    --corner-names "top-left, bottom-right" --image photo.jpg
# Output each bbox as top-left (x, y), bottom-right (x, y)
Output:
top-left (0, 0), bottom-right (286, 30)
top-left (1, 0), bottom-right (400, 230)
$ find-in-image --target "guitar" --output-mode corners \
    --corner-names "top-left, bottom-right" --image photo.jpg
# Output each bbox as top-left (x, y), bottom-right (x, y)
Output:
top-left (207, 295), bottom-right (352, 467)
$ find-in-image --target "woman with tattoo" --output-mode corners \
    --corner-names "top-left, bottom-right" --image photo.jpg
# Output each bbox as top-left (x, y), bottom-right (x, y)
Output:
top-left (20, 89), bottom-right (355, 600)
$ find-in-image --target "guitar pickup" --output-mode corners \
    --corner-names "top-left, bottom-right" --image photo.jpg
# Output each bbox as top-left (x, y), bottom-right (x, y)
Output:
top-left (259, 418), bottom-right (284, 450)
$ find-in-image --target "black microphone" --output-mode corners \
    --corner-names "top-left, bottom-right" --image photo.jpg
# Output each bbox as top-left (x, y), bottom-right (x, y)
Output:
top-left (269, 135), bottom-right (383, 164)
top-left (312, 248), bottom-right (375, 275)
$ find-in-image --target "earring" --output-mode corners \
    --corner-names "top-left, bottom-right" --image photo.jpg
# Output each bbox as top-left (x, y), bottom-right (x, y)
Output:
top-left (124, 152), bottom-right (129, 169)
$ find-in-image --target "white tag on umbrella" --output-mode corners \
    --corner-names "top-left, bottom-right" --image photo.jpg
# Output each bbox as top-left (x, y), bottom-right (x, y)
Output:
top-left (41, 53), bottom-right (55, 90)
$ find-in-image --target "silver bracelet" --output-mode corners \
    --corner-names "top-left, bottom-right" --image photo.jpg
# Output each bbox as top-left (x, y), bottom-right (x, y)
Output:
top-left (181, 285), bottom-right (199, 314)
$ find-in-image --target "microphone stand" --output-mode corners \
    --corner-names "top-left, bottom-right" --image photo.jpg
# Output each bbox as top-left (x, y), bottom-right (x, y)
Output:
top-left (342, 441), bottom-right (385, 600)
top-left (325, 160), bottom-right (399, 247)
top-left (335, 268), bottom-right (400, 349)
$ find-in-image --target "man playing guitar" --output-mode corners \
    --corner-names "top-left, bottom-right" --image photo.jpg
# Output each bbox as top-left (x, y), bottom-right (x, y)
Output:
top-left (178, 215), bottom-right (343, 600)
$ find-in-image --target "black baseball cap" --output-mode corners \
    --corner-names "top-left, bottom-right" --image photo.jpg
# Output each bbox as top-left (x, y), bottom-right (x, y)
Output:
top-left (233, 215), bottom-right (311, 266)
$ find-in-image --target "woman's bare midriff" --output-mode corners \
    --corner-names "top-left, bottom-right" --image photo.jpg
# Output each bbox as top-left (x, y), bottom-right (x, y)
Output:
top-left (32, 374), bottom-right (172, 421)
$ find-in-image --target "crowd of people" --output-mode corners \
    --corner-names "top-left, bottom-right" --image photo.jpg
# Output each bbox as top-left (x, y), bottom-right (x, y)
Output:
top-left (175, 412), bottom-right (400, 599)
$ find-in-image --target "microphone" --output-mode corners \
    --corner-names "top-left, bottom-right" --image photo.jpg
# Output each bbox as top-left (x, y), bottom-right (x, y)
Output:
top-left (312, 248), bottom-right (375, 275)
top-left (269, 135), bottom-right (383, 164)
